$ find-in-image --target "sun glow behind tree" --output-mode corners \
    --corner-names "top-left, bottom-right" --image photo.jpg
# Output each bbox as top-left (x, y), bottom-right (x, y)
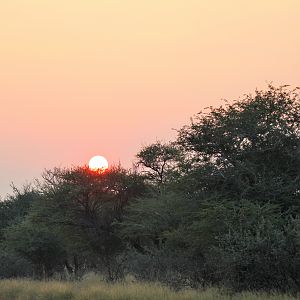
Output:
top-left (88, 156), bottom-right (109, 172)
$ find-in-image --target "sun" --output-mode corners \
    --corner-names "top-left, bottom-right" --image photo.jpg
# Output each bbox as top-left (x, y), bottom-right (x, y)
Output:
top-left (88, 155), bottom-right (109, 172)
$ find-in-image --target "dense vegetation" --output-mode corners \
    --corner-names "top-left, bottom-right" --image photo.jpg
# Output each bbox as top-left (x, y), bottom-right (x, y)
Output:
top-left (1, 86), bottom-right (300, 293)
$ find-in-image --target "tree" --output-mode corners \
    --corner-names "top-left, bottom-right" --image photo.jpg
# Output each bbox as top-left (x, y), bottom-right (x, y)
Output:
top-left (121, 191), bottom-right (202, 287)
top-left (178, 85), bottom-right (300, 211)
top-left (0, 184), bottom-right (38, 240)
top-left (209, 203), bottom-right (300, 292)
top-left (173, 85), bottom-right (300, 290)
top-left (122, 85), bottom-right (300, 290)
top-left (136, 141), bottom-right (182, 185)
top-left (31, 165), bottom-right (146, 280)
top-left (0, 184), bottom-right (39, 279)
top-left (4, 220), bottom-right (66, 279)
top-left (1, 85), bottom-right (300, 292)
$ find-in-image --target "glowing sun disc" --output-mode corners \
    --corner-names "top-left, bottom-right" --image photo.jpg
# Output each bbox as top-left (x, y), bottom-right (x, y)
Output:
top-left (89, 155), bottom-right (109, 171)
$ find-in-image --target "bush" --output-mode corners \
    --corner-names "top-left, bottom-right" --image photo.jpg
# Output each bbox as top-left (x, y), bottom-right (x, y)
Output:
top-left (210, 212), bottom-right (300, 292)
top-left (0, 249), bottom-right (33, 278)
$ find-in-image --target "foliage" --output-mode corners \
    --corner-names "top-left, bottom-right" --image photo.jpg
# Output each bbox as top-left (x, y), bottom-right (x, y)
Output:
top-left (136, 141), bottom-right (182, 185)
top-left (0, 248), bottom-right (32, 279)
top-left (1, 85), bottom-right (300, 292)
top-left (30, 166), bottom-right (145, 280)
top-left (178, 85), bottom-right (300, 210)
top-left (0, 184), bottom-right (38, 240)
top-left (4, 220), bottom-right (66, 278)
top-left (213, 215), bottom-right (300, 292)
top-left (123, 85), bottom-right (300, 291)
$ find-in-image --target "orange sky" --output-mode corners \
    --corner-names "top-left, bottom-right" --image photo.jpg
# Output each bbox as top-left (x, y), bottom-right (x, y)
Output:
top-left (0, 0), bottom-right (300, 196)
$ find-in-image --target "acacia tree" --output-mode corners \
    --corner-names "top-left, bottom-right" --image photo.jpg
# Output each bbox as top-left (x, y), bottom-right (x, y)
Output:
top-left (5, 221), bottom-right (66, 279)
top-left (0, 184), bottom-right (38, 240)
top-left (136, 141), bottom-right (182, 186)
top-left (178, 85), bottom-right (300, 210)
top-left (31, 165), bottom-right (146, 280)
top-left (123, 85), bottom-right (300, 291)
top-left (0, 185), bottom-right (38, 278)
top-left (174, 85), bottom-right (300, 290)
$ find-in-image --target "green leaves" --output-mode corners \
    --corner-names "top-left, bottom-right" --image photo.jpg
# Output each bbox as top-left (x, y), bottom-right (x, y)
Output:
top-left (136, 141), bottom-right (182, 185)
top-left (1, 85), bottom-right (300, 291)
top-left (178, 86), bottom-right (300, 210)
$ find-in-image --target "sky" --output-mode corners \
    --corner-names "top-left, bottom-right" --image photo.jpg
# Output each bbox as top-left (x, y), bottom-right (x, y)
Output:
top-left (0, 0), bottom-right (300, 197)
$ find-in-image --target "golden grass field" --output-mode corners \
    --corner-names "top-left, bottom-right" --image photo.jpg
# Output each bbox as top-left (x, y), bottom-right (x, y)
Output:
top-left (0, 278), bottom-right (298, 300)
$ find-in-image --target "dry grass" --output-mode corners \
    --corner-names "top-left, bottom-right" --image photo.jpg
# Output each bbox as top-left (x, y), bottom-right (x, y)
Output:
top-left (0, 278), bottom-right (297, 300)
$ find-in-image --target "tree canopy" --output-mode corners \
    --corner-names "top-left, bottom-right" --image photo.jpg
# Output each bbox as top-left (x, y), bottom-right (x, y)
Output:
top-left (1, 85), bottom-right (300, 292)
